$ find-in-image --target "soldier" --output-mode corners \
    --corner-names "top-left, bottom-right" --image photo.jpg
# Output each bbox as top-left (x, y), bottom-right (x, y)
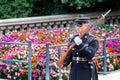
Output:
top-left (63, 16), bottom-right (99, 80)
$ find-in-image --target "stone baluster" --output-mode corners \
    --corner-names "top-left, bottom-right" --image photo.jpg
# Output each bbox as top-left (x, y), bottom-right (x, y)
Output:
top-left (0, 26), bottom-right (7, 35)
top-left (0, 11), bottom-right (119, 35)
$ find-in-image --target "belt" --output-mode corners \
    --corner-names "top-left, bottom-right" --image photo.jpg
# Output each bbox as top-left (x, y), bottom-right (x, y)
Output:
top-left (72, 56), bottom-right (87, 63)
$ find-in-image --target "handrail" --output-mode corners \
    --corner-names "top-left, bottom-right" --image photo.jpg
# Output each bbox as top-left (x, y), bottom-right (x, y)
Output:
top-left (0, 41), bottom-right (32, 80)
top-left (0, 14), bottom-right (78, 27)
top-left (0, 59), bottom-right (28, 63)
top-left (0, 41), bottom-right (28, 45)
top-left (93, 54), bottom-right (120, 59)
top-left (0, 10), bottom-right (119, 27)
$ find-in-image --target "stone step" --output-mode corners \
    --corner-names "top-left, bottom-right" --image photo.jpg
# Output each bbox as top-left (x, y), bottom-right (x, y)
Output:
top-left (98, 70), bottom-right (120, 80)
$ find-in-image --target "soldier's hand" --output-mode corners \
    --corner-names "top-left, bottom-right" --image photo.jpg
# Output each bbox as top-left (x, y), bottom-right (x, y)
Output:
top-left (97, 17), bottom-right (104, 22)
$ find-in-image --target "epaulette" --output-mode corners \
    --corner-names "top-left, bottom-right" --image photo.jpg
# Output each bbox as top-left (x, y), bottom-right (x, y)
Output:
top-left (89, 34), bottom-right (98, 41)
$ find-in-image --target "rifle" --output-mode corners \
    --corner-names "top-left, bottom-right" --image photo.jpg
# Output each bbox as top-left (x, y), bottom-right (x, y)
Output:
top-left (98, 9), bottom-right (111, 22)
top-left (53, 9), bottom-right (111, 68)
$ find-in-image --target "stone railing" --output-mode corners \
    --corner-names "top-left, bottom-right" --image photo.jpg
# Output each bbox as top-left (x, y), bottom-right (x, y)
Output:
top-left (0, 10), bottom-right (120, 34)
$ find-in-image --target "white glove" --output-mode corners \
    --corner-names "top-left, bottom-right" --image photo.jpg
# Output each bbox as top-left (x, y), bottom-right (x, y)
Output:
top-left (53, 62), bottom-right (59, 68)
top-left (74, 36), bottom-right (82, 45)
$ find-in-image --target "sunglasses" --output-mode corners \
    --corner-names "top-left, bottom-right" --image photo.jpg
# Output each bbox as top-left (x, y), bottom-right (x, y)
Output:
top-left (75, 22), bottom-right (87, 27)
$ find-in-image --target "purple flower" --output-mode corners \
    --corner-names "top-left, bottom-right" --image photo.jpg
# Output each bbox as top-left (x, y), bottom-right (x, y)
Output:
top-left (39, 62), bottom-right (45, 67)
top-left (6, 54), bottom-right (14, 59)
top-left (35, 68), bottom-right (40, 73)
top-left (32, 73), bottom-right (37, 78)
top-left (0, 44), bottom-right (2, 48)
top-left (38, 52), bottom-right (45, 57)
top-left (53, 29), bottom-right (60, 35)
top-left (0, 66), bottom-right (2, 70)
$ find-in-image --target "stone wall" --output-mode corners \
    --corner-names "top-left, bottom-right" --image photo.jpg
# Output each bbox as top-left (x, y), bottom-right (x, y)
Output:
top-left (0, 11), bottom-right (120, 35)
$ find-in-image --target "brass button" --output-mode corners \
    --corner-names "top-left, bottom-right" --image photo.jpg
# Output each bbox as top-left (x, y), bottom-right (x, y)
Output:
top-left (77, 52), bottom-right (79, 55)
top-left (76, 57), bottom-right (80, 63)
top-left (72, 48), bottom-right (74, 50)
top-left (76, 57), bottom-right (80, 61)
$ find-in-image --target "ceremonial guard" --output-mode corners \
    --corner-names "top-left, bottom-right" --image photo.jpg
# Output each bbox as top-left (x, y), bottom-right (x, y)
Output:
top-left (63, 17), bottom-right (99, 80)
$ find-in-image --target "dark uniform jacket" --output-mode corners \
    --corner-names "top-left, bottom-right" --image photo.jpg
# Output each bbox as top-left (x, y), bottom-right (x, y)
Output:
top-left (63, 33), bottom-right (99, 80)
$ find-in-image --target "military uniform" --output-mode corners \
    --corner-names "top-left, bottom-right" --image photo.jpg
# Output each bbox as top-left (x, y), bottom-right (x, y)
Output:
top-left (63, 33), bottom-right (99, 80)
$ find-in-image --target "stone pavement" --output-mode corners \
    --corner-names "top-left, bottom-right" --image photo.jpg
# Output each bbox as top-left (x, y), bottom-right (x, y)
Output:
top-left (0, 70), bottom-right (120, 80)
top-left (98, 69), bottom-right (120, 80)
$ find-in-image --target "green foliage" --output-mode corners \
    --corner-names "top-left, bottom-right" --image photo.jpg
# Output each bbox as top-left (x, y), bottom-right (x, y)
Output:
top-left (0, 0), bottom-right (120, 18)
top-left (61, 0), bottom-right (105, 9)
top-left (0, 0), bottom-right (33, 19)
top-left (100, 24), bottom-right (112, 31)
top-left (114, 63), bottom-right (120, 70)
top-left (31, 0), bottom-right (66, 16)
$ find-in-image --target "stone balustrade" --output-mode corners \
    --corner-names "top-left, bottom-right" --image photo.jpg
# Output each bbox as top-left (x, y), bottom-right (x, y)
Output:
top-left (0, 11), bottom-right (120, 34)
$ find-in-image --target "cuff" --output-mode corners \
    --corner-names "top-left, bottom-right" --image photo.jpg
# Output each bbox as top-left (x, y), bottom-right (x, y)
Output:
top-left (53, 62), bottom-right (60, 68)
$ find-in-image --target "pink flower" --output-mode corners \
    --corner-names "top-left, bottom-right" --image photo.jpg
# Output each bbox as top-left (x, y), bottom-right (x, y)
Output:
top-left (38, 77), bottom-right (42, 80)
top-left (39, 61), bottom-right (45, 67)
top-left (32, 73), bottom-right (37, 78)
top-left (50, 68), bottom-right (56, 74)
top-left (42, 69), bottom-right (46, 74)
top-left (14, 77), bottom-right (17, 79)
top-left (35, 68), bottom-right (40, 73)
top-left (15, 72), bottom-right (20, 76)
top-left (3, 69), bottom-right (7, 73)
top-left (7, 74), bottom-right (12, 79)
top-left (99, 61), bottom-right (103, 65)
top-left (0, 66), bottom-right (2, 70)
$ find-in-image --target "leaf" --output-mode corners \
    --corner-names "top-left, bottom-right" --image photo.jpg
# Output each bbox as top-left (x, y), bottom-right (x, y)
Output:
top-left (61, 0), bottom-right (68, 3)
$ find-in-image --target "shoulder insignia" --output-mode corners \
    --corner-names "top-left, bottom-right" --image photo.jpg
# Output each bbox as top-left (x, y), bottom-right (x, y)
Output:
top-left (93, 37), bottom-right (98, 41)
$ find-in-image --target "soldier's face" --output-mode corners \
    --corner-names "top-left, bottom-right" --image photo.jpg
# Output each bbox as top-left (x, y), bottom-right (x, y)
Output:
top-left (75, 23), bottom-right (89, 33)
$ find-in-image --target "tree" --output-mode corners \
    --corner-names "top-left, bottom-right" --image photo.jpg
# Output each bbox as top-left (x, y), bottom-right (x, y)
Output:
top-left (0, 0), bottom-right (119, 19)
top-left (31, 0), bottom-right (66, 16)
top-left (61, 0), bottom-right (106, 9)
top-left (0, 0), bottom-right (33, 19)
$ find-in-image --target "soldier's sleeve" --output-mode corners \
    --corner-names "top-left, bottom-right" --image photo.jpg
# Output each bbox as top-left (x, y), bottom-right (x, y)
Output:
top-left (88, 19), bottom-right (104, 27)
top-left (77, 37), bottom-right (99, 60)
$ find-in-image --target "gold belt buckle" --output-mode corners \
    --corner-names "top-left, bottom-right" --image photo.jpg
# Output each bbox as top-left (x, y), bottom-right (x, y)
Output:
top-left (76, 57), bottom-right (80, 63)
